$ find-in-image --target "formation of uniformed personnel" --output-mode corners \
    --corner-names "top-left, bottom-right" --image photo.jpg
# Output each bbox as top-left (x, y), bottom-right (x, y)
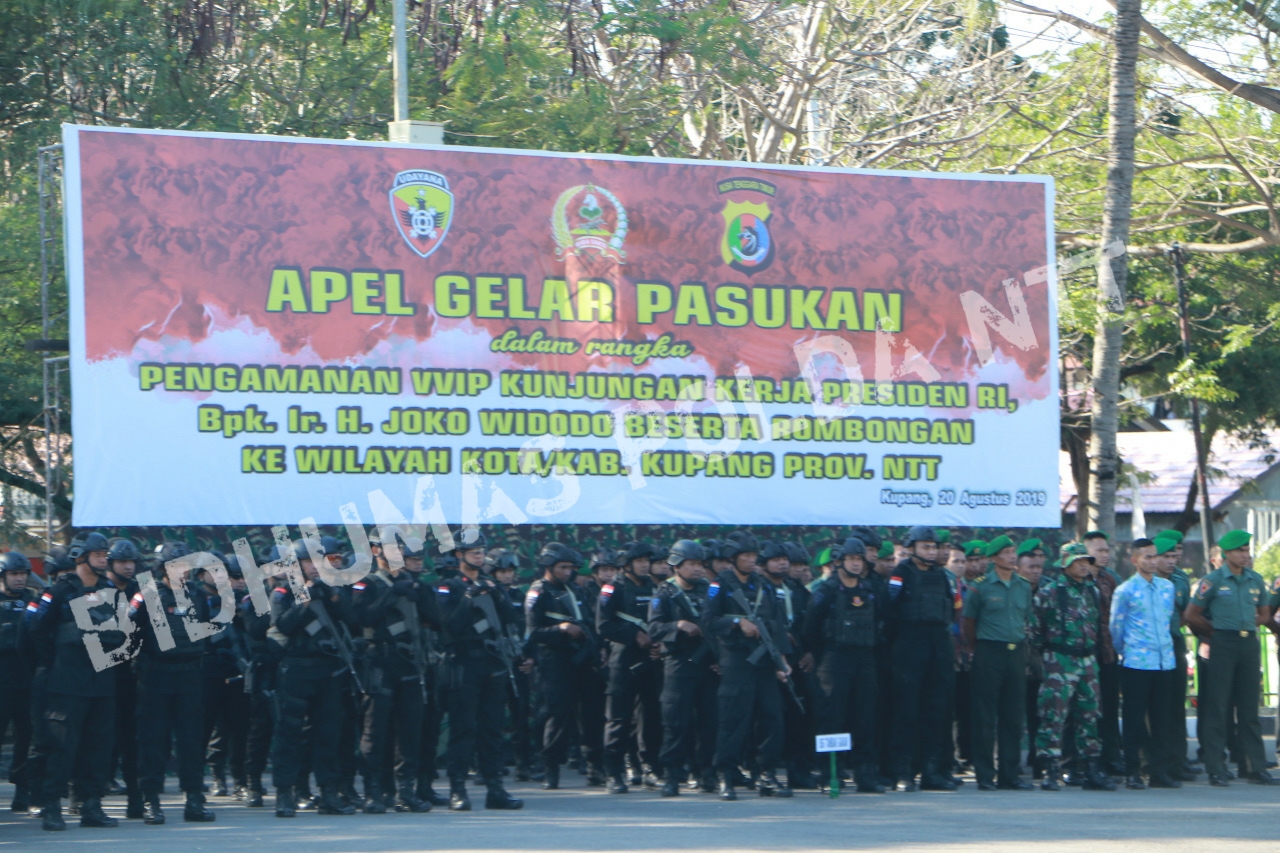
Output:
top-left (12, 521), bottom-right (1280, 834)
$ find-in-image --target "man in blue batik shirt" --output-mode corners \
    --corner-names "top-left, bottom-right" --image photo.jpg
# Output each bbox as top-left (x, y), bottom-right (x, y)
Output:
top-left (1110, 538), bottom-right (1178, 789)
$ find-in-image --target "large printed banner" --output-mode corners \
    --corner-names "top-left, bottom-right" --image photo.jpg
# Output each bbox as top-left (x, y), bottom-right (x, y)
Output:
top-left (65, 125), bottom-right (1059, 527)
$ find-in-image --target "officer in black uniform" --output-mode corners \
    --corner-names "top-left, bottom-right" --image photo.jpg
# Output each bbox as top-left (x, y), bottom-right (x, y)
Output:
top-left (761, 540), bottom-right (816, 789)
top-left (490, 548), bottom-right (535, 782)
top-left (201, 553), bottom-right (251, 800)
top-left (239, 554), bottom-right (278, 808)
top-left (647, 540), bottom-right (718, 796)
top-left (22, 546), bottom-right (74, 815)
top-left (802, 537), bottom-right (884, 792)
top-left (268, 542), bottom-right (359, 818)
top-left (0, 552), bottom-right (37, 813)
top-left (705, 531), bottom-right (793, 800)
top-left (350, 537), bottom-right (436, 814)
top-left (128, 541), bottom-right (217, 825)
top-left (102, 540), bottom-right (142, 818)
top-left (526, 542), bottom-right (604, 789)
top-left (597, 541), bottom-right (663, 793)
top-left (28, 531), bottom-right (122, 831)
top-left (887, 525), bottom-right (959, 792)
top-left (437, 529), bottom-right (523, 811)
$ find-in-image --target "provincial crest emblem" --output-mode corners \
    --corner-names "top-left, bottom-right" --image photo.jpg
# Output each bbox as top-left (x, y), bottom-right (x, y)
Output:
top-left (717, 177), bottom-right (777, 274)
top-left (390, 170), bottom-right (454, 259)
top-left (551, 184), bottom-right (628, 262)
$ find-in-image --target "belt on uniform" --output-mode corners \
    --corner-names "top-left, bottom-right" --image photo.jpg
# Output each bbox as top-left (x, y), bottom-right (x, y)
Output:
top-left (1214, 629), bottom-right (1256, 638)
top-left (1045, 643), bottom-right (1094, 658)
top-left (978, 639), bottom-right (1025, 651)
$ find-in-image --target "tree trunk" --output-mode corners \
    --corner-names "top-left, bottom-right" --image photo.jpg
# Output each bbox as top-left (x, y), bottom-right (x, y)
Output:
top-left (1086, 0), bottom-right (1142, 538)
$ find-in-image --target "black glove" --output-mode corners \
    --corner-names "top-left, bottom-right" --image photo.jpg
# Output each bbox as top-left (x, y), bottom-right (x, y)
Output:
top-left (393, 578), bottom-right (416, 597)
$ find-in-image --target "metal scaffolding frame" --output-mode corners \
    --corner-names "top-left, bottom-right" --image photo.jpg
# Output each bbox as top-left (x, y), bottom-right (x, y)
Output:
top-left (38, 144), bottom-right (67, 546)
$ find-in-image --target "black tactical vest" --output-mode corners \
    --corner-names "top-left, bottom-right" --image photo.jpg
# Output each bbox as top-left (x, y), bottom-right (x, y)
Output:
top-left (897, 564), bottom-right (952, 624)
top-left (825, 584), bottom-right (877, 648)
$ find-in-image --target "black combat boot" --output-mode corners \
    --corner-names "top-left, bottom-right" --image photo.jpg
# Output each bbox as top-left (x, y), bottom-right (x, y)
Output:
top-left (125, 788), bottom-right (144, 819)
top-left (274, 787), bottom-right (297, 818)
top-left (143, 795), bottom-right (165, 825)
top-left (363, 782), bottom-right (387, 814)
top-left (11, 781), bottom-right (30, 814)
top-left (484, 782), bottom-right (523, 810)
top-left (296, 784), bottom-right (317, 810)
top-left (661, 771), bottom-right (681, 798)
top-left (1082, 760), bottom-right (1117, 791)
top-left (717, 771), bottom-right (737, 801)
top-left (641, 765), bottom-right (662, 789)
top-left (586, 763), bottom-right (607, 787)
top-left (341, 782), bottom-right (364, 810)
top-left (920, 761), bottom-right (958, 792)
top-left (396, 784), bottom-right (432, 813)
top-left (698, 772), bottom-right (717, 794)
top-left (79, 797), bottom-right (118, 827)
top-left (184, 792), bottom-right (216, 822)
top-left (1040, 759), bottom-right (1061, 791)
top-left (317, 787), bottom-right (356, 815)
top-left (40, 799), bottom-right (66, 832)
top-left (245, 784), bottom-right (266, 808)
top-left (855, 766), bottom-right (887, 794)
top-left (448, 781), bottom-right (472, 812)
top-left (542, 763), bottom-right (560, 790)
top-left (625, 755), bottom-right (643, 787)
top-left (418, 780), bottom-right (450, 807)
top-left (210, 771), bottom-right (228, 797)
top-left (758, 771), bottom-right (793, 798)
top-left (606, 772), bottom-right (629, 794)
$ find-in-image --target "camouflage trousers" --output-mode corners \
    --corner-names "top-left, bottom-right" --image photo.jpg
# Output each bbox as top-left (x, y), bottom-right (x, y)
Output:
top-left (1033, 652), bottom-right (1101, 760)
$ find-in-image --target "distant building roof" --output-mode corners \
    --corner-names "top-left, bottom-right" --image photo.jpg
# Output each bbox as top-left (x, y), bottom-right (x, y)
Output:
top-left (1060, 429), bottom-right (1280, 515)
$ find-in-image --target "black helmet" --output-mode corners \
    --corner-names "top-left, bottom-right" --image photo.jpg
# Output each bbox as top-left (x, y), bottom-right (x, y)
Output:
top-left (155, 541), bottom-right (192, 564)
top-left (538, 542), bottom-right (582, 569)
top-left (70, 531), bottom-right (110, 562)
top-left (589, 549), bottom-right (621, 572)
top-left (783, 542), bottom-right (810, 565)
top-left (620, 541), bottom-right (655, 565)
top-left (107, 539), bottom-right (141, 563)
top-left (0, 552), bottom-right (31, 574)
top-left (758, 540), bottom-right (787, 563)
top-left (903, 525), bottom-right (937, 547)
top-left (667, 539), bottom-right (707, 566)
top-left (223, 555), bottom-right (244, 579)
top-left (435, 554), bottom-right (459, 576)
top-left (848, 526), bottom-right (882, 550)
top-left (44, 547), bottom-right (74, 576)
top-left (485, 548), bottom-right (520, 572)
top-left (321, 535), bottom-right (341, 555)
top-left (723, 531), bottom-right (760, 559)
top-left (841, 537), bottom-right (868, 558)
top-left (701, 539), bottom-right (723, 559)
top-left (294, 539), bottom-right (325, 564)
top-left (451, 527), bottom-right (489, 553)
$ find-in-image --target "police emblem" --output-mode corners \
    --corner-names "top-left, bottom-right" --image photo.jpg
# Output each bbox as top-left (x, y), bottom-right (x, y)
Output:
top-left (390, 170), bottom-right (454, 259)
top-left (551, 184), bottom-right (628, 262)
top-left (718, 177), bottom-right (777, 274)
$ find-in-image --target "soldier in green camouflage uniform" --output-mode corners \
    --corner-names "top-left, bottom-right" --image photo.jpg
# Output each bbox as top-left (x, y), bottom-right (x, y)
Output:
top-left (1028, 543), bottom-right (1116, 792)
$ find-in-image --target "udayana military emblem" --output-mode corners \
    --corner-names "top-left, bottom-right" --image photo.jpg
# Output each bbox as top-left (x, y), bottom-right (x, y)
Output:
top-left (390, 170), bottom-right (453, 259)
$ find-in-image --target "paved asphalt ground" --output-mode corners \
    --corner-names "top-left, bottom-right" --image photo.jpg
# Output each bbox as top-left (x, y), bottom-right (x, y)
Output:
top-left (1, 767), bottom-right (1278, 853)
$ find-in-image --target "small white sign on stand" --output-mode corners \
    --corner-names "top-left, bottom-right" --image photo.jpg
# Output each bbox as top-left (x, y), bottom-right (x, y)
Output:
top-left (815, 733), bottom-right (852, 797)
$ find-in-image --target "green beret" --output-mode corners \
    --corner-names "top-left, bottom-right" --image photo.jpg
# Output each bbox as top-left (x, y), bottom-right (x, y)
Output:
top-left (815, 547), bottom-right (833, 567)
top-left (1154, 530), bottom-right (1183, 544)
top-left (1016, 538), bottom-right (1043, 557)
top-left (963, 539), bottom-right (987, 557)
top-left (1218, 529), bottom-right (1251, 551)
top-left (935, 529), bottom-right (952, 544)
top-left (1154, 537), bottom-right (1177, 556)
top-left (985, 535), bottom-right (1014, 558)
top-left (877, 541), bottom-right (894, 559)
top-left (1059, 542), bottom-right (1095, 567)
top-left (579, 561), bottom-right (593, 576)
